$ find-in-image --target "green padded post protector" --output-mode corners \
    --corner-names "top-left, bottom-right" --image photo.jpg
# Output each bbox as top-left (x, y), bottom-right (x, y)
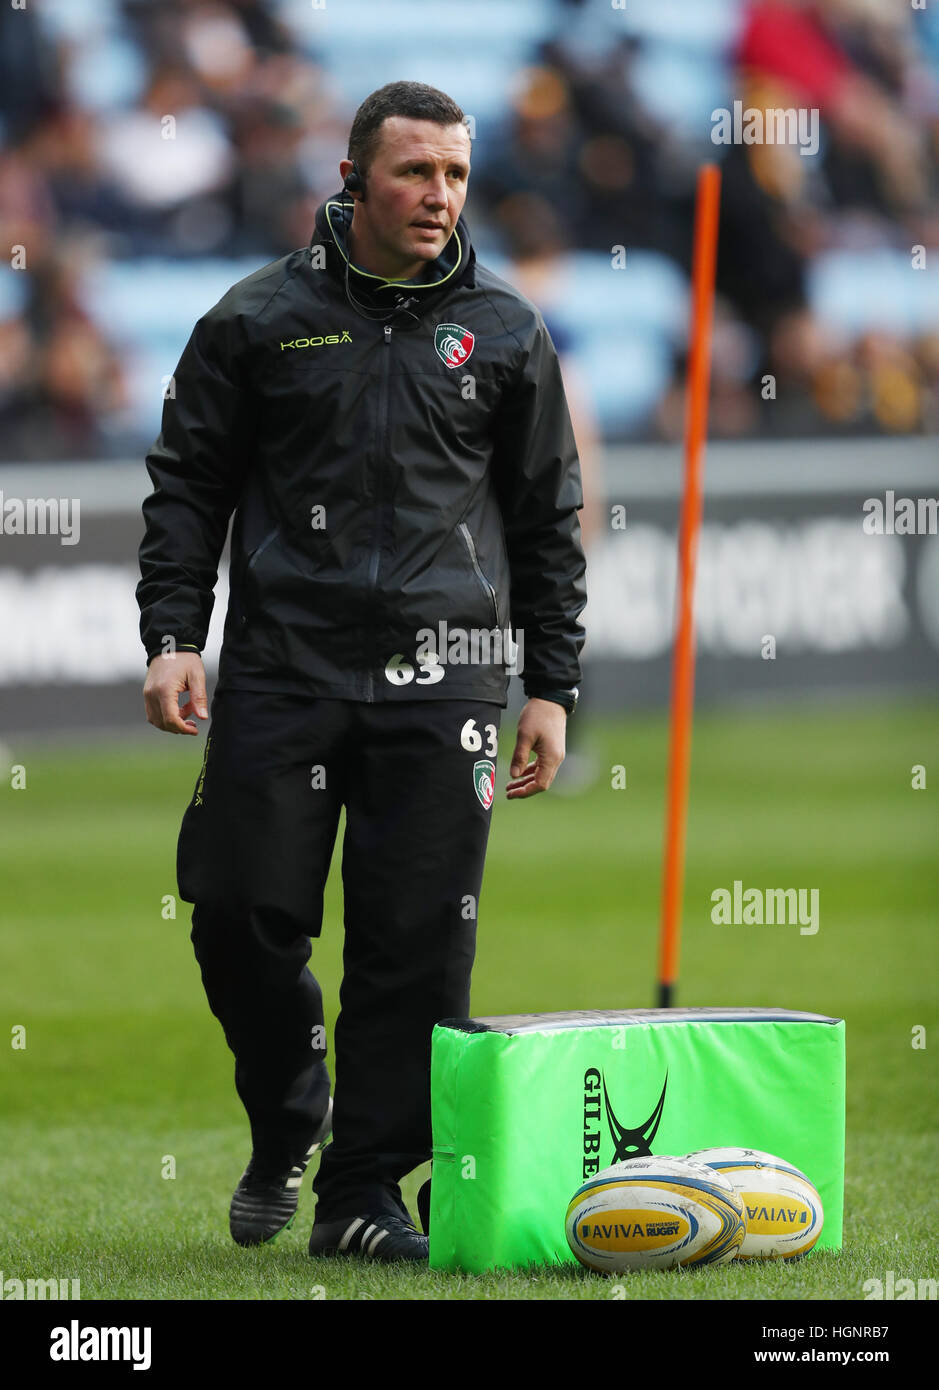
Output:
top-left (429, 1007), bottom-right (845, 1273)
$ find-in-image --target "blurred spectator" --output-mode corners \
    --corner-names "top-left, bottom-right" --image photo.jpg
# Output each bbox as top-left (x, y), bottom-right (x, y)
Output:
top-left (0, 248), bottom-right (131, 460)
top-left (711, 0), bottom-right (939, 436)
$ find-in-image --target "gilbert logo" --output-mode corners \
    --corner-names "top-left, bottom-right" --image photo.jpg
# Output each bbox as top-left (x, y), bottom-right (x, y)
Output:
top-left (473, 759), bottom-right (494, 809)
top-left (435, 323), bottom-right (474, 368)
top-left (583, 1069), bottom-right (668, 1179)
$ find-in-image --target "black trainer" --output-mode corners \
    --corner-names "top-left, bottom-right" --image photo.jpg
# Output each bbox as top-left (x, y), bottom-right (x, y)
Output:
top-left (229, 1097), bottom-right (333, 1247)
top-left (308, 1212), bottom-right (428, 1262)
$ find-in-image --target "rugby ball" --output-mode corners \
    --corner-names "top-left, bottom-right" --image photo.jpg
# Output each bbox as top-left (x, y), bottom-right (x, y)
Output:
top-left (685, 1147), bottom-right (824, 1259)
top-left (565, 1154), bottom-right (746, 1273)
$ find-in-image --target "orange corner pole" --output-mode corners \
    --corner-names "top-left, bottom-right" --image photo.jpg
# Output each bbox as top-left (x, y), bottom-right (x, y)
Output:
top-left (657, 164), bottom-right (721, 1009)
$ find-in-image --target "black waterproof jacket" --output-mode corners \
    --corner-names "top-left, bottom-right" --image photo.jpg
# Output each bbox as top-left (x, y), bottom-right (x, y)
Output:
top-left (137, 192), bottom-right (587, 706)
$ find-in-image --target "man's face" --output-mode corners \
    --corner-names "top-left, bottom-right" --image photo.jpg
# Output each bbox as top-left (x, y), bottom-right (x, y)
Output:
top-left (340, 116), bottom-right (471, 279)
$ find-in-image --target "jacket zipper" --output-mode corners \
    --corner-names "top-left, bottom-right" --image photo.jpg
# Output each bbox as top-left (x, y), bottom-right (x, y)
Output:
top-left (365, 323), bottom-right (393, 699)
top-left (458, 521), bottom-right (499, 628)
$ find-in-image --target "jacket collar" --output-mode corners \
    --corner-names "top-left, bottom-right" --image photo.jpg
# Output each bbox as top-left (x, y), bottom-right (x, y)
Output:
top-left (312, 191), bottom-right (475, 319)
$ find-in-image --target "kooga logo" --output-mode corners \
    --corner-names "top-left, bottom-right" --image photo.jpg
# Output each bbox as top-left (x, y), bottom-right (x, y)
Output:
top-left (582, 1069), bottom-right (668, 1180)
top-left (280, 330), bottom-right (352, 350)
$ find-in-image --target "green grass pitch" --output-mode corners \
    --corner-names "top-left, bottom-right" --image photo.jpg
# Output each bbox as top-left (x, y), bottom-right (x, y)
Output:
top-left (1, 698), bottom-right (936, 1300)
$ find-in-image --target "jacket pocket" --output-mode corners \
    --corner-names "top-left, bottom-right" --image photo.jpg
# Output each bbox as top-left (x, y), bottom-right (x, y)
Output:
top-left (239, 525), bottom-right (281, 629)
top-left (457, 521), bottom-right (500, 629)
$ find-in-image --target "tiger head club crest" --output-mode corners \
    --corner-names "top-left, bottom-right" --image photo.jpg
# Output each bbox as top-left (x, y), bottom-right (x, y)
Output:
top-left (473, 759), bottom-right (495, 810)
top-left (435, 323), bottom-right (475, 369)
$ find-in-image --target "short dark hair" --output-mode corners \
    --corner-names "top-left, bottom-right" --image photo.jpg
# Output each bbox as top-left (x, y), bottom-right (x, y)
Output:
top-left (347, 81), bottom-right (466, 182)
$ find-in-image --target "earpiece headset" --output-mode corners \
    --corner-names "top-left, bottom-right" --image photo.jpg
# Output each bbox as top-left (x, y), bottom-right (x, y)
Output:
top-left (342, 159), bottom-right (366, 202)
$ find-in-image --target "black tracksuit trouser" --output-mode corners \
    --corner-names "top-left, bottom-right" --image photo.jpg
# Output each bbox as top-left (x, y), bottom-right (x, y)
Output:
top-left (176, 689), bottom-right (502, 1223)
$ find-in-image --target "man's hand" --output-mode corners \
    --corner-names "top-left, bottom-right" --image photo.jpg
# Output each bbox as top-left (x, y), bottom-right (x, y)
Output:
top-left (143, 651), bottom-right (208, 735)
top-left (505, 698), bottom-right (567, 799)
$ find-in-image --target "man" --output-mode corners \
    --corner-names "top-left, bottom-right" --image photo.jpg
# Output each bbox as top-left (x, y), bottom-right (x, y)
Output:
top-left (137, 81), bottom-right (586, 1264)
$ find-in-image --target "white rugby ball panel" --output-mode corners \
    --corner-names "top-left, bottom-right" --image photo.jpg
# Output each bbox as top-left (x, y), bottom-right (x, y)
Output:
top-left (686, 1146), bottom-right (811, 1183)
top-left (566, 1157), bottom-right (746, 1272)
top-left (685, 1147), bottom-right (824, 1258)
